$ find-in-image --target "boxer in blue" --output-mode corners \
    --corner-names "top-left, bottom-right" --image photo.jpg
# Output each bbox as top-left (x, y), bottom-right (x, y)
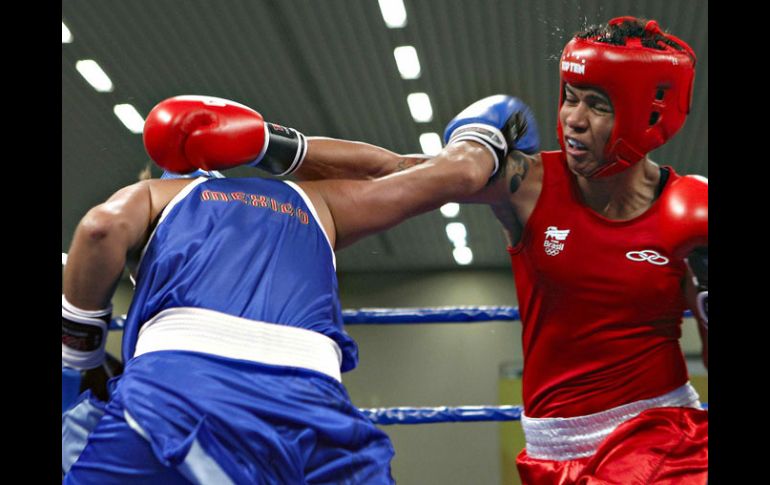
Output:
top-left (61, 137), bottom-right (497, 481)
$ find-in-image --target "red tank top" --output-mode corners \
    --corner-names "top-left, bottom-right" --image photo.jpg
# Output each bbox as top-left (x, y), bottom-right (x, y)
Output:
top-left (509, 151), bottom-right (689, 418)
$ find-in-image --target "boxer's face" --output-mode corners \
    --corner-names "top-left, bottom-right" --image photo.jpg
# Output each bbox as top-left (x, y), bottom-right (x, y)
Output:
top-left (560, 84), bottom-right (614, 178)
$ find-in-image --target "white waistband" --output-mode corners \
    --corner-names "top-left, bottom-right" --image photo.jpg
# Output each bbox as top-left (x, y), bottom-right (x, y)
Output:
top-left (134, 307), bottom-right (343, 382)
top-left (521, 382), bottom-right (702, 461)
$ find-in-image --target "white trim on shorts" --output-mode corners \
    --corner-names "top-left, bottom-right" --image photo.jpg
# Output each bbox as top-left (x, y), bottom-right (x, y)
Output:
top-left (134, 307), bottom-right (343, 382)
top-left (124, 409), bottom-right (235, 485)
top-left (62, 395), bottom-right (107, 474)
top-left (179, 437), bottom-right (236, 485)
top-left (521, 382), bottom-right (702, 461)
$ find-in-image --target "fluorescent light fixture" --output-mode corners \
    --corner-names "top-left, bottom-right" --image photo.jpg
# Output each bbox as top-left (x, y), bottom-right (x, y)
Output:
top-left (62, 22), bottom-right (73, 43)
top-left (76, 59), bottom-right (114, 92)
top-left (407, 93), bottom-right (433, 123)
top-left (378, 0), bottom-right (407, 28)
top-left (62, 252), bottom-right (68, 266)
top-left (419, 132), bottom-right (442, 156)
top-left (114, 104), bottom-right (145, 134)
top-left (445, 222), bottom-right (467, 247)
top-left (440, 203), bottom-right (460, 218)
top-left (453, 246), bottom-right (473, 265)
top-left (394, 45), bottom-right (421, 79)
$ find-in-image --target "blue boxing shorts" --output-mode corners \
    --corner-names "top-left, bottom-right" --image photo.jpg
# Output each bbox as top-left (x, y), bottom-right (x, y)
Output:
top-left (63, 351), bottom-right (395, 484)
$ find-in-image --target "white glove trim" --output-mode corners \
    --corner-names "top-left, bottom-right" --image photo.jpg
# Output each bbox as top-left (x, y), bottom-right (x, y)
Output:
top-left (447, 123), bottom-right (506, 178)
top-left (277, 130), bottom-right (308, 176)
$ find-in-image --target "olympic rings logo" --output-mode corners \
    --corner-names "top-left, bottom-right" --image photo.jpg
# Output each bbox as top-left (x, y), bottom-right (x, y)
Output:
top-left (625, 250), bottom-right (670, 266)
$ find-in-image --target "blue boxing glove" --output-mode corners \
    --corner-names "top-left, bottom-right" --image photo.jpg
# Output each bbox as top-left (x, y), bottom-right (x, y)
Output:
top-left (444, 95), bottom-right (540, 177)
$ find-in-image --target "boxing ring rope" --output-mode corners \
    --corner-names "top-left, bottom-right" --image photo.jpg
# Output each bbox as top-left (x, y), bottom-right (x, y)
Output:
top-left (64, 258), bottom-right (705, 424)
top-left (361, 405), bottom-right (524, 425)
top-left (99, 306), bottom-right (704, 425)
top-left (360, 402), bottom-right (707, 425)
top-left (108, 306), bottom-right (694, 330)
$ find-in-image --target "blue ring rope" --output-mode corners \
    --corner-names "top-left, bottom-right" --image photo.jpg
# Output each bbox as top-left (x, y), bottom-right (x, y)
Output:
top-left (109, 307), bottom-right (694, 330)
top-left (360, 405), bottom-right (524, 425)
top-left (360, 403), bottom-right (707, 425)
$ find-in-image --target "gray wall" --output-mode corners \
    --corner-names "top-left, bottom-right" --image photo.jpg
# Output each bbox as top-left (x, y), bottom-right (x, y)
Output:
top-left (338, 270), bottom-right (521, 485)
top-left (101, 269), bottom-right (706, 485)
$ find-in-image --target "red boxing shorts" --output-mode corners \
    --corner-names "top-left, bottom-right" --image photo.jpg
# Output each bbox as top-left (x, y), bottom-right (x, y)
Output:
top-left (516, 406), bottom-right (708, 484)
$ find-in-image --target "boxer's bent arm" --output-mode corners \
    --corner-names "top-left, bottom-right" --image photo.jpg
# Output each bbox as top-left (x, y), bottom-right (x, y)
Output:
top-left (294, 137), bottom-right (431, 181)
top-left (302, 142), bottom-right (494, 249)
top-left (63, 179), bottom-right (192, 310)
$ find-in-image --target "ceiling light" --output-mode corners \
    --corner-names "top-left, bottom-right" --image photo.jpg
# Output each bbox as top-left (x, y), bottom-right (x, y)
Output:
top-left (453, 246), bottom-right (473, 265)
top-left (419, 132), bottom-right (442, 156)
top-left (113, 104), bottom-right (145, 134)
top-left (440, 203), bottom-right (460, 218)
top-left (75, 59), bottom-right (113, 92)
top-left (62, 22), bottom-right (73, 43)
top-left (445, 222), bottom-right (467, 247)
top-left (407, 93), bottom-right (433, 123)
top-left (378, 0), bottom-right (407, 28)
top-left (394, 45), bottom-right (421, 79)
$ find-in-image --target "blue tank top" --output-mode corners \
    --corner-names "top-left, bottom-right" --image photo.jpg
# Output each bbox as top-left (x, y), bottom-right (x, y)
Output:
top-left (122, 177), bottom-right (358, 372)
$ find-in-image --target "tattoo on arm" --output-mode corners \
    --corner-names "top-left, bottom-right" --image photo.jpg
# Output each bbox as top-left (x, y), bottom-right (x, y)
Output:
top-left (508, 153), bottom-right (530, 194)
top-left (395, 156), bottom-right (432, 173)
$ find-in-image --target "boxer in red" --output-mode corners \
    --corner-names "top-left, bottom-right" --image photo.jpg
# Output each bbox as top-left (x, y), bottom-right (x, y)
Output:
top-left (143, 16), bottom-right (707, 484)
top-left (498, 17), bottom-right (708, 484)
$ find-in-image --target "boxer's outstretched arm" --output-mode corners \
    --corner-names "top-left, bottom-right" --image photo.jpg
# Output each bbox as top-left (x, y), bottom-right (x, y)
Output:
top-left (294, 137), bottom-right (431, 181)
top-left (143, 96), bottom-right (430, 179)
top-left (297, 93), bottom-right (540, 183)
top-left (301, 142), bottom-right (494, 249)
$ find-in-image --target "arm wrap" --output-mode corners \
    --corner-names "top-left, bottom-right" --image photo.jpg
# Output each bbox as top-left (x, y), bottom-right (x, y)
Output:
top-left (62, 295), bottom-right (112, 370)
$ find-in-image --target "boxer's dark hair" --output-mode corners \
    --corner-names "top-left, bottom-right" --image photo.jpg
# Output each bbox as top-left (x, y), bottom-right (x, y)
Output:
top-left (577, 18), bottom-right (693, 62)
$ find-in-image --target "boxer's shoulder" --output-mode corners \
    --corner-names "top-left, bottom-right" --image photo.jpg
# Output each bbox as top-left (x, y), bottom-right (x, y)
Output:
top-left (146, 178), bottom-right (201, 219)
top-left (482, 152), bottom-right (543, 245)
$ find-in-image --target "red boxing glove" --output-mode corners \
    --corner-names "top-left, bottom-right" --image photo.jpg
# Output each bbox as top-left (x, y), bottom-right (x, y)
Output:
top-left (658, 174), bottom-right (708, 260)
top-left (143, 95), bottom-right (306, 176)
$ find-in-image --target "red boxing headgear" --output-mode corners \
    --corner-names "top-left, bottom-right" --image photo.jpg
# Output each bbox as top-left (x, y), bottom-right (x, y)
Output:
top-left (557, 17), bottom-right (696, 177)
